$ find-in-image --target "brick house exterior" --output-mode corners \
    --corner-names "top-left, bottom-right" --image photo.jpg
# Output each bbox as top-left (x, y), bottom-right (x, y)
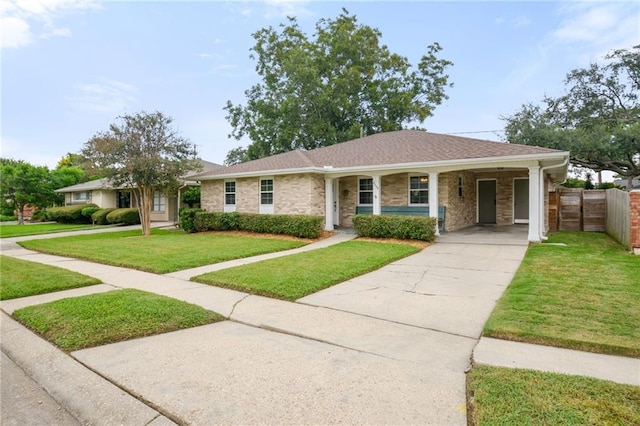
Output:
top-left (194, 131), bottom-right (569, 242)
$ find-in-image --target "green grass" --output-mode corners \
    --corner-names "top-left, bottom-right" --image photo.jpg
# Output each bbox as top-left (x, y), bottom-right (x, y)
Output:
top-left (192, 240), bottom-right (419, 300)
top-left (467, 365), bottom-right (640, 426)
top-left (0, 222), bottom-right (103, 238)
top-left (18, 229), bottom-right (307, 274)
top-left (484, 231), bottom-right (640, 358)
top-left (12, 289), bottom-right (225, 351)
top-left (0, 255), bottom-right (101, 300)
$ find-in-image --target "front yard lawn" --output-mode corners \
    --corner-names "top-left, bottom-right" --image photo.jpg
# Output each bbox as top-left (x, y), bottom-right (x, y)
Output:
top-left (192, 240), bottom-right (419, 300)
top-left (18, 229), bottom-right (308, 274)
top-left (467, 365), bottom-right (640, 425)
top-left (483, 231), bottom-right (640, 358)
top-left (0, 255), bottom-right (101, 300)
top-left (0, 223), bottom-right (102, 238)
top-left (12, 289), bottom-right (224, 351)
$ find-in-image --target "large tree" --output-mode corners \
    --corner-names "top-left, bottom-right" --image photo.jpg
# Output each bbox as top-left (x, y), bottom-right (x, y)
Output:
top-left (81, 111), bottom-right (201, 236)
top-left (0, 159), bottom-right (52, 223)
top-left (224, 9), bottom-right (453, 164)
top-left (503, 45), bottom-right (640, 187)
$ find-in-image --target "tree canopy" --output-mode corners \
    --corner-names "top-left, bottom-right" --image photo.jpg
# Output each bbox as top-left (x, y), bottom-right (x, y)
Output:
top-left (0, 159), bottom-right (52, 223)
top-left (224, 9), bottom-right (453, 164)
top-left (503, 45), bottom-right (640, 186)
top-left (81, 111), bottom-right (201, 235)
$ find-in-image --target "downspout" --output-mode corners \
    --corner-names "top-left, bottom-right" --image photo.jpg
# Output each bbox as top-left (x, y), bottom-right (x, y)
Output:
top-left (539, 157), bottom-right (569, 240)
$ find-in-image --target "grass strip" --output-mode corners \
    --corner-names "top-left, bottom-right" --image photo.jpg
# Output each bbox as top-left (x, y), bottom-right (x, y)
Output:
top-left (12, 289), bottom-right (224, 351)
top-left (484, 232), bottom-right (640, 358)
top-left (467, 365), bottom-right (640, 425)
top-left (192, 240), bottom-right (419, 300)
top-left (0, 255), bottom-right (101, 300)
top-left (19, 229), bottom-right (307, 274)
top-left (0, 223), bottom-right (102, 238)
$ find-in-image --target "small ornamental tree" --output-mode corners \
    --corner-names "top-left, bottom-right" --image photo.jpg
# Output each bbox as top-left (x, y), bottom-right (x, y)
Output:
top-left (81, 111), bottom-right (201, 236)
top-left (0, 159), bottom-right (52, 224)
top-left (181, 186), bottom-right (201, 208)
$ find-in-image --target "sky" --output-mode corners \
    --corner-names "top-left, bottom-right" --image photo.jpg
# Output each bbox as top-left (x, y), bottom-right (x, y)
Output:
top-left (2, 0), bottom-right (639, 179)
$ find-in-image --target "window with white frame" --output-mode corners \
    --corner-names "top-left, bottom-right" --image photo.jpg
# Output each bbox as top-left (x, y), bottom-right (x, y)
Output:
top-left (152, 191), bottom-right (166, 212)
top-left (225, 181), bottom-right (236, 205)
top-left (358, 178), bottom-right (373, 205)
top-left (73, 191), bottom-right (90, 202)
top-left (260, 179), bottom-right (273, 205)
top-left (409, 176), bottom-right (429, 205)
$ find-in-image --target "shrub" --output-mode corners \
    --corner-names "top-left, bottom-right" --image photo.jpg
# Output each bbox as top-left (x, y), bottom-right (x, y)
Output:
top-left (30, 209), bottom-right (47, 222)
top-left (0, 215), bottom-right (17, 222)
top-left (91, 208), bottom-right (116, 225)
top-left (352, 214), bottom-right (437, 242)
top-left (106, 208), bottom-right (140, 225)
top-left (81, 206), bottom-right (101, 220)
top-left (193, 212), bottom-right (323, 239)
top-left (47, 204), bottom-right (98, 224)
top-left (179, 208), bottom-right (203, 233)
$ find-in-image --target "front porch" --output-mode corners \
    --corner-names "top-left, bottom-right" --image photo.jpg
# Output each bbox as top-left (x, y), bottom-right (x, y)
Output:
top-left (436, 224), bottom-right (529, 246)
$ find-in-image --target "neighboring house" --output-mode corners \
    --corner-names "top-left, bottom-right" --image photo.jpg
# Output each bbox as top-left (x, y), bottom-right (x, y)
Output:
top-left (614, 178), bottom-right (640, 190)
top-left (55, 160), bottom-right (223, 222)
top-left (190, 130), bottom-right (569, 242)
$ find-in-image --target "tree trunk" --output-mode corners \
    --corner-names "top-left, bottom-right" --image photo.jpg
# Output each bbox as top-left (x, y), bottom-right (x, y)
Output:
top-left (629, 176), bottom-right (634, 190)
top-left (17, 204), bottom-right (24, 225)
top-left (137, 186), bottom-right (153, 236)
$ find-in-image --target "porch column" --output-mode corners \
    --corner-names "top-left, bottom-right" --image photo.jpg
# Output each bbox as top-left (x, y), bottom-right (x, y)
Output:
top-left (324, 178), bottom-right (334, 231)
top-left (372, 175), bottom-right (381, 215)
top-left (528, 166), bottom-right (541, 242)
top-left (429, 172), bottom-right (440, 236)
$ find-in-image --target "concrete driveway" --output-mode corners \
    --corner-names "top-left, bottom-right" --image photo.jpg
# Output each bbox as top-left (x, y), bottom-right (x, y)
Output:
top-left (2, 225), bottom-right (529, 425)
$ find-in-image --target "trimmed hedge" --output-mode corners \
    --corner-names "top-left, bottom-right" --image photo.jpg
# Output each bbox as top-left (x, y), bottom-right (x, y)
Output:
top-left (106, 208), bottom-right (141, 225)
top-left (193, 212), bottom-right (323, 239)
top-left (81, 206), bottom-right (101, 219)
top-left (352, 214), bottom-right (437, 242)
top-left (91, 208), bottom-right (116, 225)
top-left (47, 204), bottom-right (98, 224)
top-left (179, 208), bottom-right (203, 233)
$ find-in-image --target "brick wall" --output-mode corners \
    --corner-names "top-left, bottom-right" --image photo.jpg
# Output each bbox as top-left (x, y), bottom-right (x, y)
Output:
top-left (381, 174), bottom-right (408, 206)
top-left (443, 171), bottom-right (476, 231)
top-left (275, 174), bottom-right (324, 216)
top-left (339, 176), bottom-right (357, 227)
top-left (200, 180), bottom-right (223, 212)
top-left (631, 191), bottom-right (640, 254)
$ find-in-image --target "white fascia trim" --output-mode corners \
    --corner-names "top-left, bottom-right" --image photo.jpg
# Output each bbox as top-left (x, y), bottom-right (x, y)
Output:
top-left (196, 152), bottom-right (570, 181)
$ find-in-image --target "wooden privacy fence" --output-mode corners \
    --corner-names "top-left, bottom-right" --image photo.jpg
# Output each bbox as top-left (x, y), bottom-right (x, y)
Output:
top-left (549, 188), bottom-right (606, 232)
top-left (549, 187), bottom-right (640, 252)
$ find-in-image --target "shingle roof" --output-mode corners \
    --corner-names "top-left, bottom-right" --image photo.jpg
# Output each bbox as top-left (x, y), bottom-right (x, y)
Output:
top-left (197, 130), bottom-right (565, 178)
top-left (54, 177), bottom-right (114, 193)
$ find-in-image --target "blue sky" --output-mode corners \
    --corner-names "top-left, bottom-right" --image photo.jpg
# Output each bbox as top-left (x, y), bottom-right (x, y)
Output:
top-left (2, 1), bottom-right (639, 172)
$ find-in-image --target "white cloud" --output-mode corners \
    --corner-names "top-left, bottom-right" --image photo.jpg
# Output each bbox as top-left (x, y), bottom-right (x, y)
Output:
top-left (0, 0), bottom-right (100, 48)
top-left (67, 79), bottom-right (138, 114)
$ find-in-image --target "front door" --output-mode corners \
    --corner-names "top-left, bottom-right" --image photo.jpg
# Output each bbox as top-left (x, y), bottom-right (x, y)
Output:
top-left (514, 178), bottom-right (529, 223)
top-left (478, 180), bottom-right (497, 223)
top-left (333, 179), bottom-right (340, 226)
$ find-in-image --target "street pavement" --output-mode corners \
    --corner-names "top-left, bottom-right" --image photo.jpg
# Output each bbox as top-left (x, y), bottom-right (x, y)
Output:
top-left (1, 224), bottom-right (637, 425)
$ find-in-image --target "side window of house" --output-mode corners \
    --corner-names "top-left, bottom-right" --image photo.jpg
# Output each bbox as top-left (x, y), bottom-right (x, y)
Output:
top-left (225, 181), bottom-right (236, 205)
top-left (73, 191), bottom-right (90, 202)
top-left (458, 176), bottom-right (464, 198)
top-left (409, 176), bottom-right (429, 204)
top-left (358, 178), bottom-right (373, 205)
top-left (152, 191), bottom-right (166, 212)
top-left (260, 179), bottom-right (273, 205)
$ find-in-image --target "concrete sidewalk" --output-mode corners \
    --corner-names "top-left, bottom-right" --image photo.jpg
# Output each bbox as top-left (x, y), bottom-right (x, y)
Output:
top-left (2, 225), bottom-right (638, 424)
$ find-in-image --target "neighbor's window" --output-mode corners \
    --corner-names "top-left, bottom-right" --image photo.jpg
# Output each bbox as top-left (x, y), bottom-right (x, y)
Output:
top-left (73, 191), bottom-right (90, 202)
top-left (358, 178), bottom-right (373, 205)
top-left (152, 191), bottom-right (166, 212)
top-left (225, 181), bottom-right (236, 205)
top-left (409, 176), bottom-right (429, 204)
top-left (260, 179), bottom-right (273, 205)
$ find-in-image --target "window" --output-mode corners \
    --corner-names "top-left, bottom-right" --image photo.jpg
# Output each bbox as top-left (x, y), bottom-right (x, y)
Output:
top-left (73, 191), bottom-right (90, 202)
top-left (260, 179), bottom-right (273, 205)
top-left (409, 176), bottom-right (429, 205)
top-left (458, 176), bottom-right (464, 198)
top-left (225, 181), bottom-right (236, 205)
top-left (152, 191), bottom-right (166, 212)
top-left (358, 178), bottom-right (373, 205)
top-left (117, 191), bottom-right (131, 208)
